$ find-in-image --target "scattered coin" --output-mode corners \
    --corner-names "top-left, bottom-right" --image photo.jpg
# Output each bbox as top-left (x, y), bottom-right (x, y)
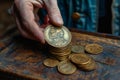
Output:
top-left (69, 53), bottom-right (90, 65)
top-left (78, 58), bottom-right (97, 71)
top-left (44, 25), bottom-right (72, 48)
top-left (71, 45), bottom-right (85, 53)
top-left (69, 53), bottom-right (97, 71)
top-left (85, 44), bottom-right (103, 54)
top-left (43, 58), bottom-right (59, 67)
top-left (57, 60), bottom-right (77, 74)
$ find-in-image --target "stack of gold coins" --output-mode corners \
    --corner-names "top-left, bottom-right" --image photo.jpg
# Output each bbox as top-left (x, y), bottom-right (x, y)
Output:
top-left (69, 53), bottom-right (97, 71)
top-left (49, 45), bottom-right (71, 61)
top-left (44, 25), bottom-right (72, 61)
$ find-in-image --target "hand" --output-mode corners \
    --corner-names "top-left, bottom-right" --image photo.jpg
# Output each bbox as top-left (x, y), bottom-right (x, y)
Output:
top-left (13, 0), bottom-right (63, 43)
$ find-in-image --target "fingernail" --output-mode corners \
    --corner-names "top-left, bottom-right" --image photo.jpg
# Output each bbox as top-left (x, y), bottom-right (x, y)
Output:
top-left (57, 17), bottom-right (63, 25)
top-left (53, 17), bottom-right (63, 27)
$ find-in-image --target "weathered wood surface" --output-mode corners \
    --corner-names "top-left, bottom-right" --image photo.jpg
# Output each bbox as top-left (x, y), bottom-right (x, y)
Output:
top-left (0, 27), bottom-right (120, 80)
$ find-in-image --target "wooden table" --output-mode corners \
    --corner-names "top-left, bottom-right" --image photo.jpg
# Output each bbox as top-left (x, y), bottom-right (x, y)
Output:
top-left (0, 27), bottom-right (120, 80)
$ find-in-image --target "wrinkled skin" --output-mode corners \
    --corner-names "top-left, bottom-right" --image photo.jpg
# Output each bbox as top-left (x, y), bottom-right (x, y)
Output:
top-left (13, 0), bottom-right (63, 43)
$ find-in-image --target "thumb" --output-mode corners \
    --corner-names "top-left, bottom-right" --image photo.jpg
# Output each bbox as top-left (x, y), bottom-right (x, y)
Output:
top-left (44, 0), bottom-right (63, 27)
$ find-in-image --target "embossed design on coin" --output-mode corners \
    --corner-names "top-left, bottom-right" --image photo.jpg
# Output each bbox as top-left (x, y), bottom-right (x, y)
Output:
top-left (69, 53), bottom-right (90, 65)
top-left (43, 58), bottom-right (59, 67)
top-left (57, 60), bottom-right (77, 74)
top-left (71, 45), bottom-right (85, 53)
top-left (69, 53), bottom-right (97, 71)
top-left (85, 44), bottom-right (103, 54)
top-left (44, 25), bottom-right (71, 47)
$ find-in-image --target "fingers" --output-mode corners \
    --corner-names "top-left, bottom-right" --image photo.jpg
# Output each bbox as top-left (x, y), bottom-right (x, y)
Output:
top-left (26, 20), bottom-right (45, 43)
top-left (44, 0), bottom-right (63, 27)
top-left (13, 0), bottom-right (63, 44)
top-left (31, 0), bottom-right (43, 8)
top-left (16, 17), bottom-right (35, 40)
top-left (14, 0), bottom-right (45, 43)
top-left (14, 6), bottom-right (39, 41)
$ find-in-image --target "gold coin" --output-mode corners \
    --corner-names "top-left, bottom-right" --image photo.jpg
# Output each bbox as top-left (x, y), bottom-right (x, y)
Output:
top-left (43, 58), bottom-right (59, 67)
top-left (44, 25), bottom-right (72, 48)
top-left (49, 47), bottom-right (69, 53)
top-left (68, 53), bottom-right (74, 60)
top-left (55, 55), bottom-right (68, 61)
top-left (49, 47), bottom-right (68, 52)
top-left (57, 57), bottom-right (68, 61)
top-left (69, 53), bottom-right (91, 65)
top-left (85, 44), bottom-right (103, 54)
top-left (78, 59), bottom-right (97, 71)
top-left (50, 48), bottom-right (71, 56)
top-left (49, 44), bottom-right (71, 50)
top-left (50, 54), bottom-right (68, 61)
top-left (57, 60), bottom-right (77, 74)
top-left (71, 45), bottom-right (85, 53)
top-left (49, 45), bottom-right (71, 53)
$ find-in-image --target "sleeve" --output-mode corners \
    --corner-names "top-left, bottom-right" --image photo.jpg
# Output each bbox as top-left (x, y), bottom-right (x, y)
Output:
top-left (57, 0), bottom-right (98, 32)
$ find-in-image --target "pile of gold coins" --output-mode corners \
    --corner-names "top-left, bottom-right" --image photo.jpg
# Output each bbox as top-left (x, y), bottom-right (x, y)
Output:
top-left (49, 45), bottom-right (71, 61)
top-left (69, 53), bottom-right (97, 71)
top-left (43, 25), bottom-right (103, 75)
top-left (44, 25), bottom-right (72, 61)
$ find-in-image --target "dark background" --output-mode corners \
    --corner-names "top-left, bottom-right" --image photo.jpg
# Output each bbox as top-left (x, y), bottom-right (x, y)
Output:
top-left (98, 0), bottom-right (112, 34)
top-left (0, 0), bottom-right (15, 34)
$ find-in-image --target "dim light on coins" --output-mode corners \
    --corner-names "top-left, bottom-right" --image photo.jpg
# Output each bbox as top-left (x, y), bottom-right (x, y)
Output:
top-left (44, 25), bottom-right (72, 48)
